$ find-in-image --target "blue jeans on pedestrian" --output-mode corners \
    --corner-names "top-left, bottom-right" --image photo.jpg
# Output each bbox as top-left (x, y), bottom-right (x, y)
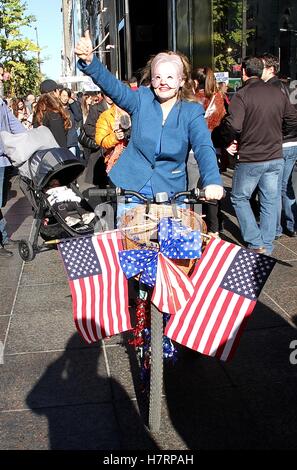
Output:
top-left (276, 145), bottom-right (297, 235)
top-left (231, 159), bottom-right (284, 255)
top-left (0, 166), bottom-right (9, 244)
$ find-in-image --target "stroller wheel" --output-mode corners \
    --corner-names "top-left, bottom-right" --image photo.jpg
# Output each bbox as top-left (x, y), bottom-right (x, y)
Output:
top-left (18, 240), bottom-right (35, 262)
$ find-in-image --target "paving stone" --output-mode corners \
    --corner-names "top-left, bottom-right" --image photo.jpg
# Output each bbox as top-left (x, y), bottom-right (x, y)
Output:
top-left (237, 379), bottom-right (297, 449)
top-left (271, 243), bottom-right (297, 261)
top-left (0, 315), bottom-right (9, 343)
top-left (159, 386), bottom-right (263, 449)
top-left (0, 287), bottom-right (16, 316)
top-left (5, 307), bottom-right (75, 354)
top-left (20, 249), bottom-right (68, 286)
top-left (112, 398), bottom-right (159, 450)
top-left (104, 343), bottom-right (138, 400)
top-left (245, 295), bottom-right (292, 330)
top-left (11, 283), bottom-right (72, 317)
top-left (265, 259), bottom-right (297, 290)
top-left (0, 403), bottom-right (121, 450)
top-left (221, 325), bottom-right (297, 387)
top-left (0, 342), bottom-right (110, 411)
top-left (264, 287), bottom-right (297, 326)
top-left (0, 257), bottom-right (23, 287)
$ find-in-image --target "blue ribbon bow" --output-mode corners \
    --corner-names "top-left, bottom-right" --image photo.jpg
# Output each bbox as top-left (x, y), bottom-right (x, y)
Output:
top-left (119, 217), bottom-right (202, 287)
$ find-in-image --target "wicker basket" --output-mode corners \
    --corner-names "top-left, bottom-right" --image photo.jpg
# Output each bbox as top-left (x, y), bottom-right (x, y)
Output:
top-left (119, 204), bottom-right (207, 275)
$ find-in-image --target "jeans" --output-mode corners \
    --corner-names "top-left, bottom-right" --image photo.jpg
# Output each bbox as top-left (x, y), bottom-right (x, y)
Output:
top-left (276, 145), bottom-right (297, 235)
top-left (0, 166), bottom-right (9, 244)
top-left (231, 159), bottom-right (284, 254)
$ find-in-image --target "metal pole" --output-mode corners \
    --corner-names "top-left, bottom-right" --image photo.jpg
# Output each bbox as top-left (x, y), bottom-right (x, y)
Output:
top-left (35, 27), bottom-right (41, 73)
top-left (171, 0), bottom-right (177, 51)
top-left (124, 0), bottom-right (132, 78)
top-left (242, 0), bottom-right (247, 60)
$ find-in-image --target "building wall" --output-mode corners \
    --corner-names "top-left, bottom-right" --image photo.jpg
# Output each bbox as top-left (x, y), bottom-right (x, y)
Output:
top-left (66, 0), bottom-right (297, 81)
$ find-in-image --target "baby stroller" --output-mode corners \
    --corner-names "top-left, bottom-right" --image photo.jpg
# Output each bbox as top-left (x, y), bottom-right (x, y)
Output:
top-left (18, 147), bottom-right (98, 261)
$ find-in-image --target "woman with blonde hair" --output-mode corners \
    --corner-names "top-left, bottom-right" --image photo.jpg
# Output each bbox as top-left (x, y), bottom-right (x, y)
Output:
top-left (74, 32), bottom-right (223, 205)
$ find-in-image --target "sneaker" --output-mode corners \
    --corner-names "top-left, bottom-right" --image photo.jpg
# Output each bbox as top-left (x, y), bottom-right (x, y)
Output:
top-left (0, 246), bottom-right (13, 257)
top-left (65, 216), bottom-right (81, 227)
top-left (248, 247), bottom-right (267, 254)
top-left (283, 228), bottom-right (297, 238)
top-left (275, 233), bottom-right (283, 240)
top-left (82, 212), bottom-right (96, 225)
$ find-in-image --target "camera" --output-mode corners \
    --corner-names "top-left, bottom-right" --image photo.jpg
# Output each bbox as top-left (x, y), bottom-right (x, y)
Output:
top-left (119, 114), bottom-right (131, 141)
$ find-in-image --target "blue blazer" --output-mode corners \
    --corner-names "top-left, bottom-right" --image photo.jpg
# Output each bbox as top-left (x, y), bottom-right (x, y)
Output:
top-left (78, 57), bottom-right (222, 196)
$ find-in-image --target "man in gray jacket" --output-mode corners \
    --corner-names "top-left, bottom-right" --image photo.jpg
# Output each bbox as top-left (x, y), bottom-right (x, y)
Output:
top-left (0, 98), bottom-right (25, 257)
top-left (220, 56), bottom-right (297, 255)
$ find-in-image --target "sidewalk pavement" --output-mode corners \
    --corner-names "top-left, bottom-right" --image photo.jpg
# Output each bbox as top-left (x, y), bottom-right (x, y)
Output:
top-left (0, 171), bottom-right (297, 450)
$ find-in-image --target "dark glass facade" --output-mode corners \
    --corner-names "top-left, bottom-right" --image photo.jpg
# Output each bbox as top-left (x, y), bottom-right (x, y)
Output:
top-left (212, 0), bottom-right (297, 80)
top-left (84, 0), bottom-right (297, 82)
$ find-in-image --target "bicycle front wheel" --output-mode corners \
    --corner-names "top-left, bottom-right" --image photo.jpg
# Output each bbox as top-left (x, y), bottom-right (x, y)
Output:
top-left (148, 303), bottom-right (163, 432)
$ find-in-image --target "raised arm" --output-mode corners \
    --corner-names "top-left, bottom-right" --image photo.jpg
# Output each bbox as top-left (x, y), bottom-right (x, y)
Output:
top-left (74, 31), bottom-right (138, 115)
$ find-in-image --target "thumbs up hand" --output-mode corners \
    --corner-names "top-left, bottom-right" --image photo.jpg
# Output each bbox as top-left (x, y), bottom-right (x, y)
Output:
top-left (74, 30), bottom-right (94, 64)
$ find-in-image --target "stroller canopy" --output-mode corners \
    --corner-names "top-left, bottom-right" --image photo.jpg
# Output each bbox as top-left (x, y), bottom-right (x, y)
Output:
top-left (29, 147), bottom-right (86, 190)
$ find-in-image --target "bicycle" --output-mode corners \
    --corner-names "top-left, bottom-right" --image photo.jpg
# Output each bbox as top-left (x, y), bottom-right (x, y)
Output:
top-left (88, 186), bottom-right (209, 432)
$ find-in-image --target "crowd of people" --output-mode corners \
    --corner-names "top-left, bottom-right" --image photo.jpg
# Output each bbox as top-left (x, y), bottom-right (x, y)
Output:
top-left (0, 33), bottom-right (296, 261)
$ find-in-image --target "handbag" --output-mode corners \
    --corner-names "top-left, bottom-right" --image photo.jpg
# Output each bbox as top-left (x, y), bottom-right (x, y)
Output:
top-left (78, 127), bottom-right (100, 150)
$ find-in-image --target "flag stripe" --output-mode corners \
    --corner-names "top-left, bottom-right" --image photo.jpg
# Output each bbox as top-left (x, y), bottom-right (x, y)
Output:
top-left (93, 274), bottom-right (103, 340)
top-left (167, 240), bottom-right (238, 345)
top-left (98, 274), bottom-right (106, 337)
top-left (88, 276), bottom-right (98, 341)
top-left (203, 289), bottom-right (232, 355)
top-left (165, 240), bottom-right (222, 341)
top-left (215, 295), bottom-right (246, 359)
top-left (70, 280), bottom-right (92, 343)
top-left (165, 238), bottom-right (274, 361)
top-left (113, 235), bottom-right (123, 332)
top-left (151, 254), bottom-right (194, 315)
top-left (94, 236), bottom-right (112, 335)
top-left (219, 297), bottom-right (256, 361)
top-left (166, 258), bottom-right (194, 313)
top-left (81, 278), bottom-right (97, 342)
top-left (59, 231), bottom-right (131, 343)
top-left (112, 232), bottom-right (130, 332)
top-left (190, 285), bottom-right (226, 351)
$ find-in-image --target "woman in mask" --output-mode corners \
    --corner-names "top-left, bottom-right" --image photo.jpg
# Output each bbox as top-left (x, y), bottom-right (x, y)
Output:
top-left (74, 31), bottom-right (223, 206)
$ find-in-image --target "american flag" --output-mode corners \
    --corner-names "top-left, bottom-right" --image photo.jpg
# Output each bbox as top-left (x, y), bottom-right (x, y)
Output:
top-left (151, 253), bottom-right (194, 315)
top-left (165, 238), bottom-right (276, 361)
top-left (59, 231), bottom-right (131, 343)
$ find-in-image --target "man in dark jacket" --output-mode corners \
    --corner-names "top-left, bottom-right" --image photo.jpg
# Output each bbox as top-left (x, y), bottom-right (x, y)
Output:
top-left (261, 53), bottom-right (297, 238)
top-left (220, 56), bottom-right (297, 255)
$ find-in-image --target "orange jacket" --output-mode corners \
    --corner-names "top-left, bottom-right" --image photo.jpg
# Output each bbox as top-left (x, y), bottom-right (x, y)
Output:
top-left (95, 104), bottom-right (129, 173)
top-left (95, 104), bottom-right (120, 148)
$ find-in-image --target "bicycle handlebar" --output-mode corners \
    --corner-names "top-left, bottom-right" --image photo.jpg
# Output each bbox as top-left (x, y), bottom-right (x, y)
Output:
top-left (87, 187), bottom-right (210, 203)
